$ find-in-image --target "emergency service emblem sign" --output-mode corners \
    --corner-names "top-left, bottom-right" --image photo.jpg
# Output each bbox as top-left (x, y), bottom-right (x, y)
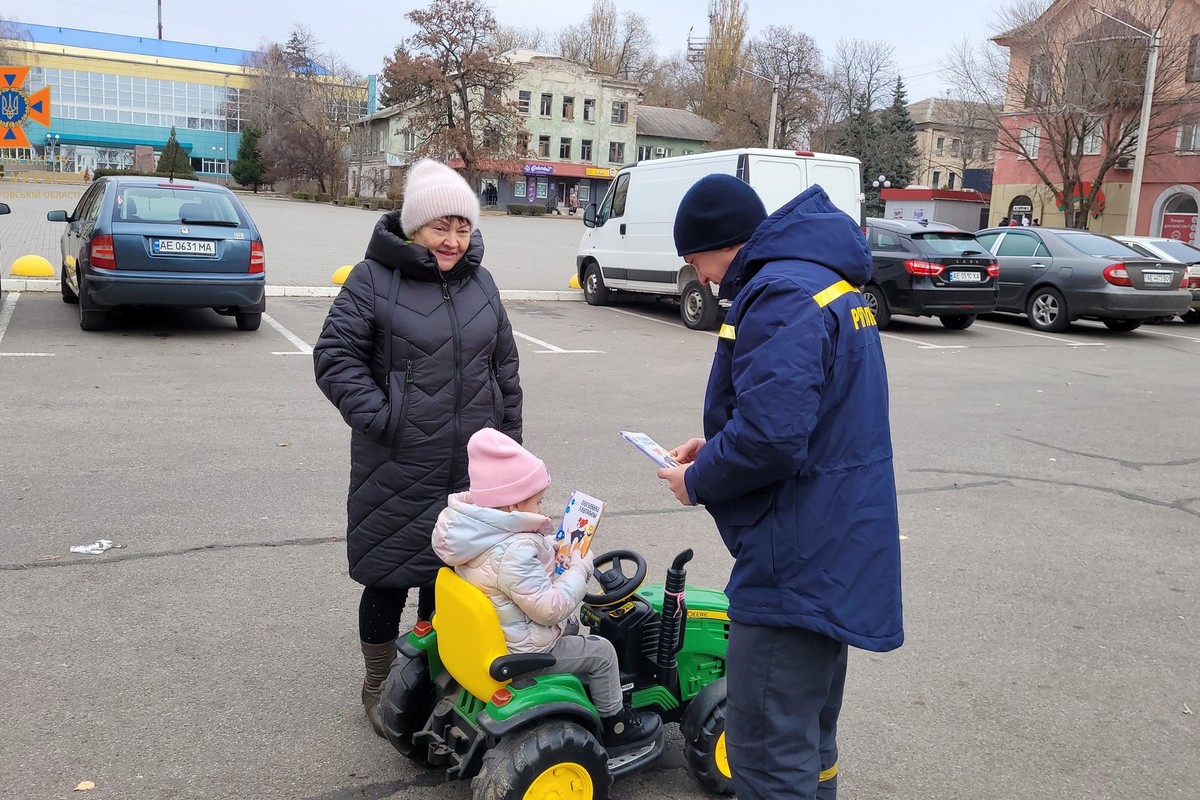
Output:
top-left (0, 67), bottom-right (52, 149)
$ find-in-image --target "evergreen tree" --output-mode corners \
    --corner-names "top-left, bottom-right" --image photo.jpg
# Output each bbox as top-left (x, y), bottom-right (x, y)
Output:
top-left (231, 126), bottom-right (268, 192)
top-left (155, 127), bottom-right (197, 179)
top-left (834, 92), bottom-right (884, 212)
top-left (875, 77), bottom-right (919, 190)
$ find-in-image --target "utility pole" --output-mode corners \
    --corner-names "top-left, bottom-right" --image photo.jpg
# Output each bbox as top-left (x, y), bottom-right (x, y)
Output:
top-left (686, 31), bottom-right (779, 149)
top-left (1091, 1), bottom-right (1173, 235)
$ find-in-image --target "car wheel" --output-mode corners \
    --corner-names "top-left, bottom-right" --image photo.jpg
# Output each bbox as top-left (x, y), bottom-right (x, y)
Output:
top-left (1103, 318), bottom-right (1142, 332)
top-left (582, 262), bottom-right (610, 306)
top-left (472, 722), bottom-right (611, 800)
top-left (939, 314), bottom-right (976, 330)
top-left (235, 312), bottom-right (262, 332)
top-left (1181, 309), bottom-right (1200, 324)
top-left (681, 280), bottom-right (720, 330)
top-left (863, 284), bottom-right (891, 330)
top-left (78, 272), bottom-right (105, 332)
top-left (1025, 287), bottom-right (1069, 332)
top-left (61, 263), bottom-right (79, 304)
top-left (379, 651), bottom-right (437, 763)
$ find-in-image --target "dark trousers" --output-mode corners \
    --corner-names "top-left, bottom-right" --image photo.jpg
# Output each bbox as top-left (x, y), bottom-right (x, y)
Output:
top-left (358, 584), bottom-right (435, 644)
top-left (726, 621), bottom-right (849, 800)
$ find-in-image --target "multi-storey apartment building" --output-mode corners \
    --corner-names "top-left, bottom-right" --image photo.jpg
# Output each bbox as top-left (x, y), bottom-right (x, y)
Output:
top-left (350, 50), bottom-right (640, 209)
top-left (908, 97), bottom-right (996, 193)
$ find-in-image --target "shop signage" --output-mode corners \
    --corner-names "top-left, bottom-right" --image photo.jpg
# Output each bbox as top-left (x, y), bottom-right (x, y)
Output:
top-left (1162, 213), bottom-right (1197, 243)
top-left (585, 167), bottom-right (616, 178)
top-left (524, 163), bottom-right (554, 176)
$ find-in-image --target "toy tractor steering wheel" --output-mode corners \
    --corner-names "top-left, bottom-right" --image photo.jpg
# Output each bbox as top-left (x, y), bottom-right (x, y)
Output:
top-left (584, 549), bottom-right (648, 607)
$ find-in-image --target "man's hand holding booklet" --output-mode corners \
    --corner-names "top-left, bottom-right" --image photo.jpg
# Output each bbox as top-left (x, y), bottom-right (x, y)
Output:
top-left (619, 431), bottom-right (680, 469)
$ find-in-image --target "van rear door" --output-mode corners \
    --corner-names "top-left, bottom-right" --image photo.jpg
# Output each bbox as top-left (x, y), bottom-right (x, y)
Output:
top-left (745, 155), bottom-right (807, 213)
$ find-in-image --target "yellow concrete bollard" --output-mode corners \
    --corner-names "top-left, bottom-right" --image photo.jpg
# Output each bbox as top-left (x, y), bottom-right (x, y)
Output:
top-left (331, 264), bottom-right (354, 285)
top-left (11, 254), bottom-right (55, 277)
top-left (568, 273), bottom-right (580, 290)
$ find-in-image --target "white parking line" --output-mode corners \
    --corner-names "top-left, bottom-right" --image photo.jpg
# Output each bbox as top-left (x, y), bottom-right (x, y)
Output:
top-left (0, 293), bottom-right (54, 357)
top-left (514, 330), bottom-right (602, 354)
top-left (1132, 327), bottom-right (1200, 343)
top-left (880, 332), bottom-right (966, 350)
top-left (263, 313), bottom-right (314, 356)
top-left (972, 321), bottom-right (1107, 347)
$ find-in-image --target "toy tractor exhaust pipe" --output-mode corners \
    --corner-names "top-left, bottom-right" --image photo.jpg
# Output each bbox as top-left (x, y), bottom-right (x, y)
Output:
top-left (655, 548), bottom-right (693, 691)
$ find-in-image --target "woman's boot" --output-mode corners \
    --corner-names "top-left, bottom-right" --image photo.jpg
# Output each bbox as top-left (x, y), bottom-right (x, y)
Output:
top-left (360, 639), bottom-right (396, 737)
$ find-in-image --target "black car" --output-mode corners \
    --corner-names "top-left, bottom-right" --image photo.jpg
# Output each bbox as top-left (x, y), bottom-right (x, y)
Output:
top-left (863, 218), bottom-right (999, 330)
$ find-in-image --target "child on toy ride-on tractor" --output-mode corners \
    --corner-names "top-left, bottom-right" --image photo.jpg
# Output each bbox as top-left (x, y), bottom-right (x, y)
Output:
top-left (431, 428), bottom-right (661, 754)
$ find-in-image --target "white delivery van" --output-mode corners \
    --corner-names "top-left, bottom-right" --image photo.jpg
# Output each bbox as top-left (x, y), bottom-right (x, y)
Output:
top-left (576, 148), bottom-right (864, 329)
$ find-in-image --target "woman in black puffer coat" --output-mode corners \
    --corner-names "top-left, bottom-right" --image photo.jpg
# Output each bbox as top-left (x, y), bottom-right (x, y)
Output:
top-left (314, 159), bottom-right (522, 736)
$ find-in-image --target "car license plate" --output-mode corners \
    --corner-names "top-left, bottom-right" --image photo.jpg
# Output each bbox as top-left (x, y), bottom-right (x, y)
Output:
top-left (153, 238), bottom-right (216, 255)
top-left (949, 270), bottom-right (981, 283)
top-left (1142, 271), bottom-right (1173, 285)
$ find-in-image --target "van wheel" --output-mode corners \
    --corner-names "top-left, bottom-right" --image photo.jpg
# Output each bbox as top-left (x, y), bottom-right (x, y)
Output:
top-left (682, 280), bottom-right (720, 330)
top-left (864, 285), bottom-right (890, 330)
top-left (583, 263), bottom-right (610, 306)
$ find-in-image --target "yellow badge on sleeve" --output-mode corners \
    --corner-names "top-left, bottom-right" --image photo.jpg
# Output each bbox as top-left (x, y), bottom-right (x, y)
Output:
top-left (718, 323), bottom-right (736, 340)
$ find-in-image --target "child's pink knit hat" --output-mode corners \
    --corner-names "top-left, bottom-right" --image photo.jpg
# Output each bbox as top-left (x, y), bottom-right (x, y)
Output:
top-left (467, 428), bottom-right (550, 508)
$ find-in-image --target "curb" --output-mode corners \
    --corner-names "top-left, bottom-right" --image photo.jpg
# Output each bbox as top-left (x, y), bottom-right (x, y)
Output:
top-left (0, 279), bottom-right (586, 302)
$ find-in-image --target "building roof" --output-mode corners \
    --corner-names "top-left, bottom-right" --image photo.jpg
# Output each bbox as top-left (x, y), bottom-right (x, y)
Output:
top-left (907, 97), bottom-right (993, 128)
top-left (10, 22), bottom-right (264, 69)
top-left (635, 106), bottom-right (719, 143)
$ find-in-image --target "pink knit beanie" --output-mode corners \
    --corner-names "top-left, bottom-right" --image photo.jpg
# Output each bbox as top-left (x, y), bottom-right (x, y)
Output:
top-left (400, 159), bottom-right (481, 237)
top-left (467, 428), bottom-right (551, 508)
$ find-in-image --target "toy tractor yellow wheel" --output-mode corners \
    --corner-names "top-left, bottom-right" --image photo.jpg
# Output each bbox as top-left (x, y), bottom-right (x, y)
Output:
top-left (473, 721), bottom-right (609, 800)
top-left (682, 681), bottom-right (735, 795)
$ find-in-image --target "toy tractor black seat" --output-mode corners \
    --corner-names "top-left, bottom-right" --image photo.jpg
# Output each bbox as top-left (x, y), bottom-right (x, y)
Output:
top-left (380, 550), bottom-right (734, 800)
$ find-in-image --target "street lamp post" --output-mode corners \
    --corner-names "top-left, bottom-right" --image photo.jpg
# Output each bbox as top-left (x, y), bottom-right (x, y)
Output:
top-left (872, 174), bottom-right (891, 216)
top-left (1092, 1), bottom-right (1174, 235)
top-left (211, 145), bottom-right (225, 183)
top-left (687, 31), bottom-right (779, 148)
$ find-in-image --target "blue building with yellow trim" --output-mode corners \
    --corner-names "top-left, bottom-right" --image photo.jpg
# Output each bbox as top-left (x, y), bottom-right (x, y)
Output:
top-left (2, 23), bottom-right (370, 179)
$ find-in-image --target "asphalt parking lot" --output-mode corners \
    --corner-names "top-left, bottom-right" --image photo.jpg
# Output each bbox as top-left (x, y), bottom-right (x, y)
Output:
top-left (1, 182), bottom-right (1197, 799)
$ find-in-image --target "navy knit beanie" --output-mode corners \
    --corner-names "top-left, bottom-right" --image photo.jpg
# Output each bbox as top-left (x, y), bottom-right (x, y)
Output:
top-left (673, 174), bottom-right (768, 256)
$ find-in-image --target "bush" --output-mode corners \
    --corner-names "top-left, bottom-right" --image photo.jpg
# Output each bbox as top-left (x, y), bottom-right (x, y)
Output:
top-left (291, 191), bottom-right (312, 201)
top-left (528, 205), bottom-right (548, 216)
top-left (341, 196), bottom-right (360, 207)
top-left (506, 203), bottom-right (551, 216)
top-left (315, 192), bottom-right (332, 202)
top-left (377, 199), bottom-right (395, 210)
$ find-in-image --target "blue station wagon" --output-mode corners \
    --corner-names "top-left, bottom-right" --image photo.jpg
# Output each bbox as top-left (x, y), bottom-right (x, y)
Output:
top-left (48, 176), bottom-right (266, 331)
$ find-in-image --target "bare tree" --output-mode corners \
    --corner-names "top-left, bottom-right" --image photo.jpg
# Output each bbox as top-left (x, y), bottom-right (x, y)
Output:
top-left (698, 0), bottom-right (749, 123)
top-left (824, 39), bottom-right (898, 121)
top-left (555, 0), bottom-right (659, 85)
top-left (640, 50), bottom-right (706, 110)
top-left (246, 29), bottom-right (367, 196)
top-left (379, 0), bottom-right (524, 189)
top-left (945, 0), bottom-right (1200, 227)
top-left (0, 15), bottom-right (31, 65)
top-left (491, 25), bottom-right (548, 53)
top-left (750, 26), bottom-right (824, 148)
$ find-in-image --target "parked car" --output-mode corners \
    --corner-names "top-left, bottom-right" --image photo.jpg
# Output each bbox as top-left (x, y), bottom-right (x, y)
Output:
top-left (1111, 235), bottom-right (1200, 323)
top-left (47, 176), bottom-right (265, 331)
top-left (863, 218), bottom-right (998, 330)
top-left (974, 227), bottom-right (1189, 332)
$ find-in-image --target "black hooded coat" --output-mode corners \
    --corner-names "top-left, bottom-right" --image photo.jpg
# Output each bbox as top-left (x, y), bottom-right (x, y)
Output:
top-left (314, 211), bottom-right (522, 588)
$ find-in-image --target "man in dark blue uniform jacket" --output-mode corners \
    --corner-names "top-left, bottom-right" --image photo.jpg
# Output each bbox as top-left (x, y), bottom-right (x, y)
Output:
top-left (658, 175), bottom-right (904, 800)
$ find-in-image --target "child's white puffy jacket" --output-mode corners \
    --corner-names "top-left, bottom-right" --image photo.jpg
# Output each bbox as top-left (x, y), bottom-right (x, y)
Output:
top-left (431, 492), bottom-right (591, 654)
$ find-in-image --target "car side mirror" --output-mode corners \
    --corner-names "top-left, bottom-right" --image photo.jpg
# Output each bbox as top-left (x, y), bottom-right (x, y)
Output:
top-left (0, 202), bottom-right (10, 215)
top-left (583, 203), bottom-right (597, 228)
top-left (47, 210), bottom-right (69, 222)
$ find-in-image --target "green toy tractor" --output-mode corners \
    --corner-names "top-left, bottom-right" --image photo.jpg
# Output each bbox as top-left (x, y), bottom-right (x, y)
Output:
top-left (379, 547), bottom-right (734, 800)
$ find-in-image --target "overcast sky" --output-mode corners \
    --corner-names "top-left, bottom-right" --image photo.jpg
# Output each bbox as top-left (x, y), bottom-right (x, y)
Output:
top-left (11, 0), bottom-right (1002, 101)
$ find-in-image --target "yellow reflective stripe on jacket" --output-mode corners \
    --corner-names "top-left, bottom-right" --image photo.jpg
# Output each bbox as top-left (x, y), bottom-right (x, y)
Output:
top-left (820, 762), bottom-right (839, 782)
top-left (812, 280), bottom-right (857, 308)
top-left (718, 323), bottom-right (736, 340)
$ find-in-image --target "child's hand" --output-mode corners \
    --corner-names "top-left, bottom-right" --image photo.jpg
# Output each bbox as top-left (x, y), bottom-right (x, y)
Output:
top-left (573, 549), bottom-right (595, 577)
